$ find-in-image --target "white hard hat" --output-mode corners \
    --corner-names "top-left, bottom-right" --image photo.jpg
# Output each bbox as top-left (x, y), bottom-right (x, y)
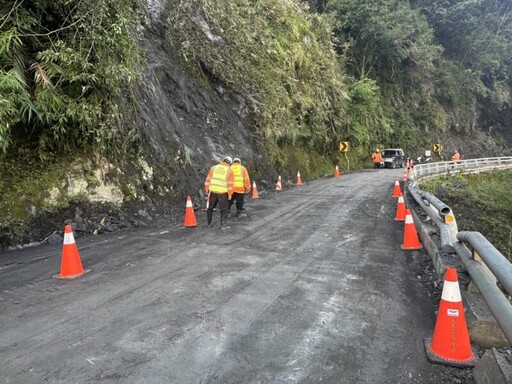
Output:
top-left (222, 156), bottom-right (233, 164)
top-left (233, 157), bottom-right (241, 163)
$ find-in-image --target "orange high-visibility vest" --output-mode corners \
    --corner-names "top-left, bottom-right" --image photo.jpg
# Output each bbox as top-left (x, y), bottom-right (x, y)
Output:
top-left (372, 153), bottom-right (382, 163)
top-left (231, 164), bottom-right (250, 193)
top-left (451, 152), bottom-right (461, 161)
top-left (205, 163), bottom-right (232, 194)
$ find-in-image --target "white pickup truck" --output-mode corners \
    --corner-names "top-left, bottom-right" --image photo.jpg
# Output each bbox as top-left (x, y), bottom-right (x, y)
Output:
top-left (381, 148), bottom-right (406, 168)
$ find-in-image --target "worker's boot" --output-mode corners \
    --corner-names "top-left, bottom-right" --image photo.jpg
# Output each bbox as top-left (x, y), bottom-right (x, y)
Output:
top-left (236, 209), bottom-right (247, 218)
top-left (220, 216), bottom-right (231, 230)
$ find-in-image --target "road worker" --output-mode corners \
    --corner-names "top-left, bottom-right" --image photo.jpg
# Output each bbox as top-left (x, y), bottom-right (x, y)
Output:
top-left (371, 148), bottom-right (382, 169)
top-left (229, 157), bottom-right (251, 218)
top-left (407, 157), bottom-right (414, 170)
top-left (204, 156), bottom-right (234, 229)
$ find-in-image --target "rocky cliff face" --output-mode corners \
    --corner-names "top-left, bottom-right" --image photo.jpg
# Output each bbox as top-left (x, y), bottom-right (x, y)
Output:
top-left (133, 1), bottom-right (261, 207)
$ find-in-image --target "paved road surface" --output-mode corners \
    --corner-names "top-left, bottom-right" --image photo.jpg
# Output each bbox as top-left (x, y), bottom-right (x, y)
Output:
top-left (0, 169), bottom-right (469, 383)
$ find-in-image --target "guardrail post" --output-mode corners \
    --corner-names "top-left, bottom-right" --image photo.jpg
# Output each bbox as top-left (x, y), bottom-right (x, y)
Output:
top-left (443, 208), bottom-right (459, 243)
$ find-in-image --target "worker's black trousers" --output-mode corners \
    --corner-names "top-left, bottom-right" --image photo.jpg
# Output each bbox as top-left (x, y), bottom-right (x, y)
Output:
top-left (207, 192), bottom-right (229, 226)
top-left (229, 192), bottom-right (245, 214)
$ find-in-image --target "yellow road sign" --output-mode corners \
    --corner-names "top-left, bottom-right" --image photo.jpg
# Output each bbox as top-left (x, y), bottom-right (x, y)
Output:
top-left (339, 141), bottom-right (349, 153)
top-left (433, 144), bottom-right (442, 152)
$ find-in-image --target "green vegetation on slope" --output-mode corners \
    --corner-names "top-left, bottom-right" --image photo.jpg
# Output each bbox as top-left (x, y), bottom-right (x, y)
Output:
top-left (2, 0), bottom-right (510, 166)
top-left (420, 170), bottom-right (512, 262)
top-left (167, 0), bottom-right (348, 156)
top-left (325, 0), bottom-right (512, 143)
top-left (0, 0), bottom-right (142, 160)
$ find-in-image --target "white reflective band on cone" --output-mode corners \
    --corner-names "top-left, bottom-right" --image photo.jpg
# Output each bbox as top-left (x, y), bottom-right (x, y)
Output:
top-left (63, 232), bottom-right (75, 245)
top-left (405, 215), bottom-right (414, 224)
top-left (441, 280), bottom-right (462, 302)
top-left (398, 196), bottom-right (404, 203)
top-left (186, 199), bottom-right (193, 207)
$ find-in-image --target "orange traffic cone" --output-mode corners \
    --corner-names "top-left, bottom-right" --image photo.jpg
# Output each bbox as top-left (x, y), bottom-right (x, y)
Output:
top-left (276, 175), bottom-right (282, 191)
top-left (400, 209), bottom-right (422, 250)
top-left (184, 196), bottom-right (198, 227)
top-left (334, 165), bottom-right (340, 178)
top-left (251, 181), bottom-right (259, 199)
top-left (54, 225), bottom-right (85, 279)
top-left (392, 179), bottom-right (402, 197)
top-left (296, 171), bottom-right (303, 186)
top-left (394, 195), bottom-right (406, 221)
top-left (424, 267), bottom-right (479, 367)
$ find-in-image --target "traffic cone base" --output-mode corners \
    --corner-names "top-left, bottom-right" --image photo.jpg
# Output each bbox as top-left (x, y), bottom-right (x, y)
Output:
top-left (53, 269), bottom-right (89, 280)
top-left (184, 196), bottom-right (198, 227)
top-left (401, 209), bottom-right (422, 250)
top-left (423, 268), bottom-right (479, 367)
top-left (53, 225), bottom-right (86, 279)
top-left (423, 338), bottom-right (478, 368)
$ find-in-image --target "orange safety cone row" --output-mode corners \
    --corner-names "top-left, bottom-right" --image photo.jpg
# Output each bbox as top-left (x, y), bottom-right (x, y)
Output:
top-left (334, 165), bottom-right (340, 178)
top-left (251, 181), bottom-right (259, 199)
top-left (392, 179), bottom-right (402, 197)
top-left (400, 209), bottom-right (422, 250)
top-left (184, 196), bottom-right (198, 227)
top-left (424, 267), bottom-right (479, 367)
top-left (394, 195), bottom-right (406, 221)
top-left (296, 171), bottom-right (303, 186)
top-left (54, 225), bottom-right (86, 279)
top-left (276, 175), bottom-right (282, 191)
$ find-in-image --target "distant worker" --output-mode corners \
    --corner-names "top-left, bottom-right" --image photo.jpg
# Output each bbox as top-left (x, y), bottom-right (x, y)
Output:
top-left (229, 157), bottom-right (251, 218)
top-left (451, 150), bottom-right (461, 162)
top-left (407, 157), bottom-right (414, 170)
top-left (204, 156), bottom-right (234, 229)
top-left (371, 149), bottom-right (382, 169)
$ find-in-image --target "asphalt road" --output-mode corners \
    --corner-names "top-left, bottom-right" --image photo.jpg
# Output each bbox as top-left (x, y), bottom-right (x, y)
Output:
top-left (0, 169), bottom-right (469, 383)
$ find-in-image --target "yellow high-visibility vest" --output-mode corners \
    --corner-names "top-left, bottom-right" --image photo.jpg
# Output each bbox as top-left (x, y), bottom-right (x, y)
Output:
top-left (231, 164), bottom-right (244, 189)
top-left (209, 164), bottom-right (230, 193)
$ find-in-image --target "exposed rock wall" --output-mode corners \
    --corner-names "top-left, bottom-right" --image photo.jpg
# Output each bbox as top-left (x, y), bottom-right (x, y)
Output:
top-left (134, 1), bottom-right (260, 205)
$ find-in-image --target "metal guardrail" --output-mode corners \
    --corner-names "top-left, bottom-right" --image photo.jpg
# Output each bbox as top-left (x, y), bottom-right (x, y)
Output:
top-left (452, 237), bottom-right (512, 345)
top-left (413, 156), bottom-right (512, 179)
top-left (407, 157), bottom-right (512, 345)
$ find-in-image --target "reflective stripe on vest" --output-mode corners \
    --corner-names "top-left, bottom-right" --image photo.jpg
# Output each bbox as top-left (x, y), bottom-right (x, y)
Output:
top-left (231, 164), bottom-right (244, 189)
top-left (209, 164), bottom-right (230, 193)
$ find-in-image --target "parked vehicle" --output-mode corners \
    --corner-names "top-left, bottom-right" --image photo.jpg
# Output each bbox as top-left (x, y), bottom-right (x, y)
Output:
top-left (381, 148), bottom-right (406, 168)
top-left (416, 154), bottom-right (432, 165)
